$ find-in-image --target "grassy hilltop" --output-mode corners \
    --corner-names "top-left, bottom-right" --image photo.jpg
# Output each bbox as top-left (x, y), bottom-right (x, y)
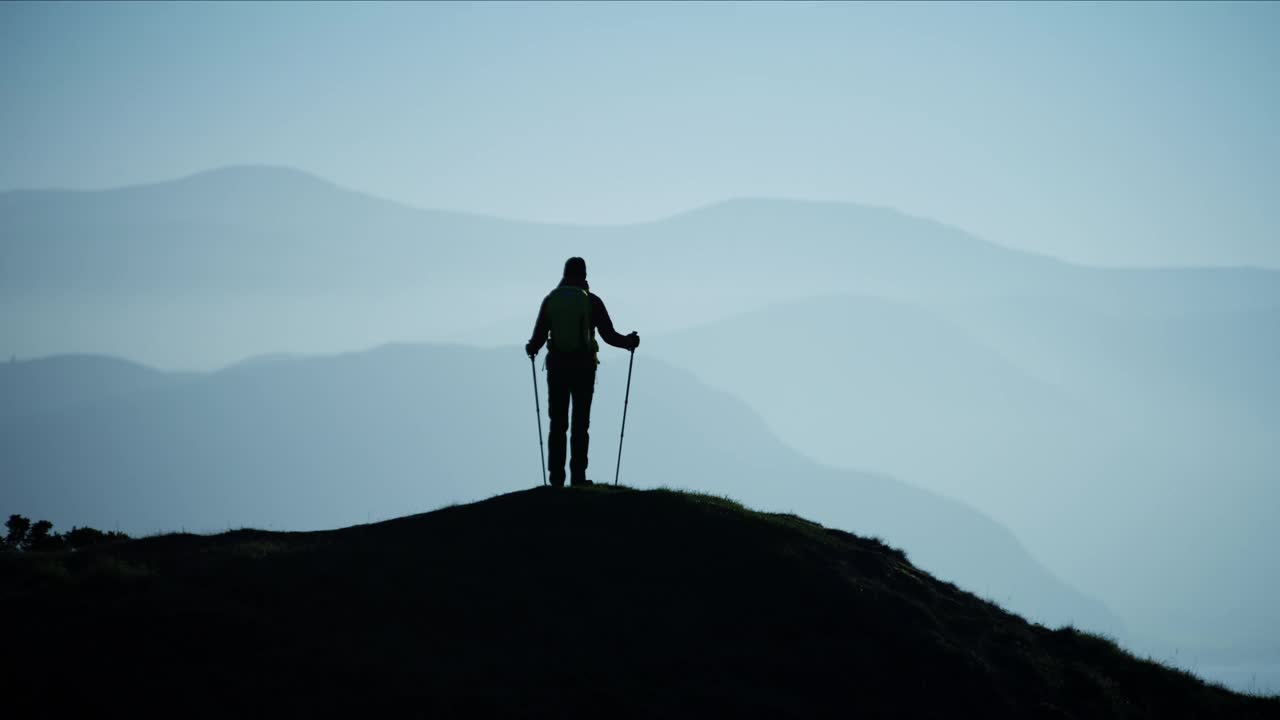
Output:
top-left (2, 486), bottom-right (1275, 718)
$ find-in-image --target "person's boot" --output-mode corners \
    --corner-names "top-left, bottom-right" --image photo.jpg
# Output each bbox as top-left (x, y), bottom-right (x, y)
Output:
top-left (569, 473), bottom-right (593, 487)
top-left (549, 472), bottom-right (566, 488)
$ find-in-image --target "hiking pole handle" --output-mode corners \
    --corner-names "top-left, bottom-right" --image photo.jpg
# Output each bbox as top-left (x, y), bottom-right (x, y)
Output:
top-left (531, 355), bottom-right (547, 487)
top-left (614, 348), bottom-right (635, 486)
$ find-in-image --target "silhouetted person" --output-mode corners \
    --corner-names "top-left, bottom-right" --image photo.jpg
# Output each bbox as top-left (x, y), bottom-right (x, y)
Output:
top-left (527, 257), bottom-right (639, 487)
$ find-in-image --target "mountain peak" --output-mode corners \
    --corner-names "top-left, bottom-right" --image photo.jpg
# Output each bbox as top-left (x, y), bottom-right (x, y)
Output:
top-left (165, 164), bottom-right (338, 190)
top-left (135, 164), bottom-right (362, 205)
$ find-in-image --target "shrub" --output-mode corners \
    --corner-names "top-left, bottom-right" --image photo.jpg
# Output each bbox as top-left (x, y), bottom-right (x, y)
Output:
top-left (5, 514), bottom-right (31, 549)
top-left (2, 514), bottom-right (129, 552)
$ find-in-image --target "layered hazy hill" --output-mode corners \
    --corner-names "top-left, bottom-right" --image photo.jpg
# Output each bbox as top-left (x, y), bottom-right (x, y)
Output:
top-left (5, 166), bottom-right (1279, 367)
top-left (0, 353), bottom-right (190, 422)
top-left (6, 167), bottom-right (1278, 311)
top-left (0, 347), bottom-right (1116, 636)
top-left (648, 293), bottom-right (1280, 656)
top-left (0, 166), bottom-right (544, 295)
top-left (3, 487), bottom-right (1274, 718)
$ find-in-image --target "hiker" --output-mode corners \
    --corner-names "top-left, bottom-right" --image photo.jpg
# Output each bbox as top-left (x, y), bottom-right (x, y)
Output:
top-left (526, 257), bottom-right (639, 487)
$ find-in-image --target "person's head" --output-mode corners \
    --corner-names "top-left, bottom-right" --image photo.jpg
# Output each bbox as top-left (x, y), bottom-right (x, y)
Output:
top-left (563, 256), bottom-right (587, 282)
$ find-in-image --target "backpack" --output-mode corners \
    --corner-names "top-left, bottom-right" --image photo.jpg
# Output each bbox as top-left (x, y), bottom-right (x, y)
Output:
top-left (544, 286), bottom-right (599, 359)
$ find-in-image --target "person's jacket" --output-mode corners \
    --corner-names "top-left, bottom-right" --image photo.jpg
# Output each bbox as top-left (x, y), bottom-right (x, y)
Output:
top-left (528, 278), bottom-right (630, 368)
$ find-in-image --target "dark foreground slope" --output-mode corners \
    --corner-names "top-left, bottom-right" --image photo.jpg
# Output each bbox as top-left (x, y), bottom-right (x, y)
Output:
top-left (2, 487), bottom-right (1272, 718)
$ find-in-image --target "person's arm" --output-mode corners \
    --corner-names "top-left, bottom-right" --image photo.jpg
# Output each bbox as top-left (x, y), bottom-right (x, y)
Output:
top-left (526, 299), bottom-right (549, 356)
top-left (591, 294), bottom-right (638, 350)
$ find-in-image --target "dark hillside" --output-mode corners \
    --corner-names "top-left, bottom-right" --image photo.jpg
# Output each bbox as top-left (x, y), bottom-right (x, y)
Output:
top-left (2, 487), bottom-right (1272, 718)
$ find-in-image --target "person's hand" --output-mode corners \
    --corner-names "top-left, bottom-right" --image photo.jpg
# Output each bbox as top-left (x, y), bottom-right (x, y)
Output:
top-left (627, 331), bottom-right (640, 351)
top-left (525, 341), bottom-right (538, 358)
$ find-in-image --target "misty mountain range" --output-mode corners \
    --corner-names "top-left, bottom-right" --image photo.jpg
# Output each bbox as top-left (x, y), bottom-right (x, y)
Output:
top-left (5, 166), bottom-right (1279, 343)
top-left (0, 346), bottom-right (1118, 639)
top-left (3, 165), bottom-right (1278, 688)
top-left (648, 293), bottom-right (1279, 649)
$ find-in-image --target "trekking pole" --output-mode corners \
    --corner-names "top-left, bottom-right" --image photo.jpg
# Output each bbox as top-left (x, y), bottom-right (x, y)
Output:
top-left (530, 355), bottom-right (547, 487)
top-left (614, 349), bottom-right (635, 486)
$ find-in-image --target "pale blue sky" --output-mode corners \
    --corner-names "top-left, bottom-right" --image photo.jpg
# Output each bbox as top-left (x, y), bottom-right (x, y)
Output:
top-left (2, 1), bottom-right (1278, 267)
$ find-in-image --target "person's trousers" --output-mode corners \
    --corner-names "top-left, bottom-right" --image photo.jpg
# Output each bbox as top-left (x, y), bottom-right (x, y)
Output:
top-left (547, 362), bottom-right (596, 486)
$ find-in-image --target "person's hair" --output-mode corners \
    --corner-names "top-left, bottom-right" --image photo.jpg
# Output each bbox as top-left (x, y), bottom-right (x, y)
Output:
top-left (563, 256), bottom-right (587, 280)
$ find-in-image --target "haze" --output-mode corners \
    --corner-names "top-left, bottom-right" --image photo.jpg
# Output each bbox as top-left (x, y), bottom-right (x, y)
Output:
top-left (3, 1), bottom-right (1279, 267)
top-left (3, 0), bottom-right (1279, 698)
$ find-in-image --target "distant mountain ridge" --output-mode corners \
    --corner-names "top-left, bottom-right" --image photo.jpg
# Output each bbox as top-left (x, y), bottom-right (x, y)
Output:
top-left (5, 165), bottom-right (1279, 312)
top-left (5, 164), bottom-right (1279, 375)
top-left (0, 354), bottom-right (188, 422)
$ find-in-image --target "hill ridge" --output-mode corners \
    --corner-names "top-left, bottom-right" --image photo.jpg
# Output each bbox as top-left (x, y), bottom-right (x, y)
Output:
top-left (4, 485), bottom-right (1274, 717)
